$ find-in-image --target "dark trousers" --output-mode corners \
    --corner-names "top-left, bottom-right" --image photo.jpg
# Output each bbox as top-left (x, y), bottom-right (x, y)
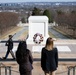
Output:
top-left (5, 49), bottom-right (15, 59)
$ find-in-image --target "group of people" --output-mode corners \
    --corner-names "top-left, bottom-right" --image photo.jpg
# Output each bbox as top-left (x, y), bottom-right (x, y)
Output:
top-left (3, 35), bottom-right (58, 75)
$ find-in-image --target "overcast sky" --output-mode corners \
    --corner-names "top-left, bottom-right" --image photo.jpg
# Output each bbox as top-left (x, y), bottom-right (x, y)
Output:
top-left (0, 0), bottom-right (76, 3)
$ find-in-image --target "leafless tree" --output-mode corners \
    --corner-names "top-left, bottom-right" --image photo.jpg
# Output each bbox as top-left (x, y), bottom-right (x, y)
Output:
top-left (0, 12), bottom-right (19, 35)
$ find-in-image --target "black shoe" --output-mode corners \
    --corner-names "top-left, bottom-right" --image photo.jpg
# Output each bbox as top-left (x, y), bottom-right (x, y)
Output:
top-left (2, 57), bottom-right (6, 59)
top-left (13, 58), bottom-right (16, 60)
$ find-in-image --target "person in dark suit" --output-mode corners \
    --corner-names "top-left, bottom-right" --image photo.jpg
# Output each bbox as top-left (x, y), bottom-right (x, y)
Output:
top-left (16, 41), bottom-right (33, 75)
top-left (41, 37), bottom-right (58, 75)
top-left (3, 35), bottom-right (15, 59)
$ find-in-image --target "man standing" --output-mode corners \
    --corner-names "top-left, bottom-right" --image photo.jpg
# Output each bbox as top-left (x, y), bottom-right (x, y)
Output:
top-left (3, 35), bottom-right (15, 59)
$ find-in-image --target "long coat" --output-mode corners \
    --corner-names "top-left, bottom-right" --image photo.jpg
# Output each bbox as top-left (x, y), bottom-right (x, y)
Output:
top-left (16, 49), bottom-right (33, 74)
top-left (41, 47), bottom-right (58, 72)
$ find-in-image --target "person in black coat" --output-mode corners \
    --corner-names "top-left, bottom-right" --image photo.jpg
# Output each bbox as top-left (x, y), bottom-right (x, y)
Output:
top-left (16, 41), bottom-right (33, 75)
top-left (41, 37), bottom-right (58, 75)
top-left (3, 35), bottom-right (15, 59)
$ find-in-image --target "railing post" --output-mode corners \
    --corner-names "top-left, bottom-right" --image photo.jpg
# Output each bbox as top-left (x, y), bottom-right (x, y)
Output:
top-left (5, 67), bottom-right (7, 75)
top-left (0, 67), bottom-right (1, 75)
top-left (0, 64), bottom-right (1, 75)
top-left (73, 67), bottom-right (75, 75)
top-left (68, 68), bottom-right (70, 75)
top-left (9, 66), bottom-right (11, 75)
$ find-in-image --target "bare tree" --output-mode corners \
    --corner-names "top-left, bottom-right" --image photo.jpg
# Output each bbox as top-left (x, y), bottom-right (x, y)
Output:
top-left (0, 12), bottom-right (19, 35)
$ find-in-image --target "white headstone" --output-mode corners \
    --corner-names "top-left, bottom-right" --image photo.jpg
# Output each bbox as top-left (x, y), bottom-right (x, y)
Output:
top-left (27, 16), bottom-right (49, 44)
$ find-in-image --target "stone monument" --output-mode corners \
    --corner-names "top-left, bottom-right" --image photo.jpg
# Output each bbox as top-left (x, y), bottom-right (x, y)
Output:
top-left (27, 16), bottom-right (49, 44)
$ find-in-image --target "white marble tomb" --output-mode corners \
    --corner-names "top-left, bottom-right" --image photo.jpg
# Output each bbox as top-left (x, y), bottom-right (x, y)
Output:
top-left (27, 16), bottom-right (49, 44)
